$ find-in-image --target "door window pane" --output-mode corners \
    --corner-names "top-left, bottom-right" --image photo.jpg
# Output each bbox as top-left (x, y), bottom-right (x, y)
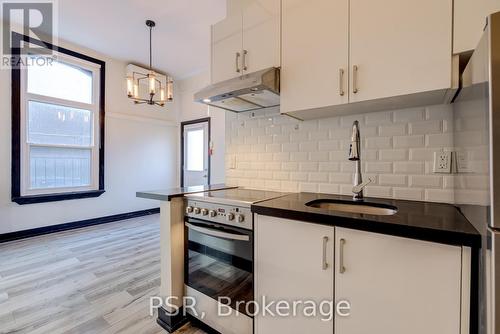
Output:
top-left (30, 146), bottom-right (91, 189)
top-left (27, 59), bottom-right (93, 104)
top-left (186, 129), bottom-right (204, 171)
top-left (28, 101), bottom-right (92, 146)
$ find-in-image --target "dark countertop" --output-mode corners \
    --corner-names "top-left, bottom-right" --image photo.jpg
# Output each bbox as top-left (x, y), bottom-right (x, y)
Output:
top-left (251, 192), bottom-right (481, 248)
top-left (136, 184), bottom-right (238, 202)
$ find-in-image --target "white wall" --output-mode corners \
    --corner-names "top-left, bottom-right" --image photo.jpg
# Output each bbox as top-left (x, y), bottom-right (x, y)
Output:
top-left (0, 37), bottom-right (179, 234)
top-left (178, 71), bottom-right (226, 184)
top-left (225, 105), bottom-right (469, 203)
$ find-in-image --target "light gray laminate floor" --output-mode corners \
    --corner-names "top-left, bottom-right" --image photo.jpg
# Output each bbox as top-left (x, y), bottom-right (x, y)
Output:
top-left (0, 215), bottom-right (206, 334)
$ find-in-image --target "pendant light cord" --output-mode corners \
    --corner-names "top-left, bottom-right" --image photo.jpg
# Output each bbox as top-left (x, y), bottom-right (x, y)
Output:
top-left (149, 25), bottom-right (152, 70)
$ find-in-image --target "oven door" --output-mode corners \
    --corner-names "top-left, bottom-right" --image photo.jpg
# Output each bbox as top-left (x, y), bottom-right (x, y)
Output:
top-left (185, 218), bottom-right (253, 316)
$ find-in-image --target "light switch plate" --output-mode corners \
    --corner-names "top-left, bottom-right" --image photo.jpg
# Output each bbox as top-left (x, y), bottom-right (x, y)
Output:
top-left (229, 155), bottom-right (237, 169)
top-left (434, 151), bottom-right (452, 173)
top-left (456, 151), bottom-right (472, 173)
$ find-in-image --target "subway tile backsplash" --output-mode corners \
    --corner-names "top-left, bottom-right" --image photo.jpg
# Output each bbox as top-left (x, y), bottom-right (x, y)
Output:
top-left (225, 104), bottom-right (488, 204)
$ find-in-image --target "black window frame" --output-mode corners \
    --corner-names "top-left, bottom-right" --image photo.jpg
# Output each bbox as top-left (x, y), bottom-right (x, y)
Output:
top-left (11, 32), bottom-right (106, 205)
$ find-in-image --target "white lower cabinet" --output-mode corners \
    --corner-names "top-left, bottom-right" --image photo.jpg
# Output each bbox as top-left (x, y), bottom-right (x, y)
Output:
top-left (255, 215), bottom-right (469, 334)
top-left (334, 227), bottom-right (463, 334)
top-left (254, 215), bottom-right (334, 334)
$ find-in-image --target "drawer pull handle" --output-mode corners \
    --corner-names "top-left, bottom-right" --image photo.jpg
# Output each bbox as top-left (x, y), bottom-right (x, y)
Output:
top-left (340, 238), bottom-right (346, 273)
top-left (242, 49), bottom-right (248, 71)
top-left (339, 68), bottom-right (345, 96)
top-left (353, 65), bottom-right (359, 94)
top-left (322, 236), bottom-right (329, 270)
top-left (235, 52), bottom-right (241, 73)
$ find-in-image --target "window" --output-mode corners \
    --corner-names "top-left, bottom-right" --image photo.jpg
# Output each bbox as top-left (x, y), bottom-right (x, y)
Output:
top-left (186, 129), bottom-right (205, 171)
top-left (12, 33), bottom-right (105, 204)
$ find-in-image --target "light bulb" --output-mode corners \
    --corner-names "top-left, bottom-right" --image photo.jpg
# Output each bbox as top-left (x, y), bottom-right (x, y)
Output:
top-left (160, 88), bottom-right (165, 101)
top-left (133, 83), bottom-right (139, 98)
top-left (167, 78), bottom-right (173, 101)
top-left (126, 76), bottom-right (133, 97)
top-left (148, 72), bottom-right (156, 95)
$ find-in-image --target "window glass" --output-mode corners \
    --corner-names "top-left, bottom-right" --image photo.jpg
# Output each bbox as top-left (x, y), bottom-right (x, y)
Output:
top-left (186, 129), bottom-right (204, 171)
top-left (28, 101), bottom-right (92, 146)
top-left (27, 59), bottom-right (93, 104)
top-left (29, 147), bottom-right (91, 189)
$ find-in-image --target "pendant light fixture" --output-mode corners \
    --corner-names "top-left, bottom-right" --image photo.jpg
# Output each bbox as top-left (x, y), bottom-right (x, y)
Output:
top-left (126, 20), bottom-right (173, 106)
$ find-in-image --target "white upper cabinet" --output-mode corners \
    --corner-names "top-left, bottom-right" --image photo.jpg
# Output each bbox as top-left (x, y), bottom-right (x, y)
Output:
top-left (349, 0), bottom-right (453, 103)
top-left (212, 8), bottom-right (243, 83)
top-left (454, 0), bottom-right (500, 53)
top-left (334, 227), bottom-right (463, 334)
top-left (211, 0), bottom-right (280, 84)
top-left (281, 0), bottom-right (349, 114)
top-left (242, 0), bottom-right (281, 73)
top-left (281, 0), bottom-right (456, 120)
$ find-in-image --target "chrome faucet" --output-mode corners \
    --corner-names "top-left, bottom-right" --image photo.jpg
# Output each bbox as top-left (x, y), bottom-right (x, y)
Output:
top-left (348, 120), bottom-right (372, 200)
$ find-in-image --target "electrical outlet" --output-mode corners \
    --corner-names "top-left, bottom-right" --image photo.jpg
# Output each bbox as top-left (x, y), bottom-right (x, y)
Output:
top-left (434, 151), bottom-right (452, 173)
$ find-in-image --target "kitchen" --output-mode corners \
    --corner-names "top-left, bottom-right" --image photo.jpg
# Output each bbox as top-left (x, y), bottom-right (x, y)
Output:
top-left (0, 0), bottom-right (499, 334)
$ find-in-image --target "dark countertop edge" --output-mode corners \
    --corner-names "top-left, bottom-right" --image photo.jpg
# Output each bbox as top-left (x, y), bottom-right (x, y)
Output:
top-left (136, 184), bottom-right (238, 202)
top-left (251, 204), bottom-right (481, 249)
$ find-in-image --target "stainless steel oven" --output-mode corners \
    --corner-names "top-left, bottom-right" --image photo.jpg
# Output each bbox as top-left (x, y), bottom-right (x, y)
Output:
top-left (184, 189), bottom-right (286, 333)
top-left (185, 217), bottom-right (253, 316)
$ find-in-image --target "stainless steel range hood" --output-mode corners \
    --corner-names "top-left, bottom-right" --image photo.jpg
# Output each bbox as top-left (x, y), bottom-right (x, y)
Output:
top-left (194, 67), bottom-right (280, 112)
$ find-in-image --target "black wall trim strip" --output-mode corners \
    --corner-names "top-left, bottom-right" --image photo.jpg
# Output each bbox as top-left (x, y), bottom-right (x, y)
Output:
top-left (12, 190), bottom-right (106, 205)
top-left (0, 208), bottom-right (160, 243)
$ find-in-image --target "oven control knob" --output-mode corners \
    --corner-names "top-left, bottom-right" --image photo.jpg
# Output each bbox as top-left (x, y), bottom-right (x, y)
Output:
top-left (193, 207), bottom-right (201, 215)
top-left (185, 206), bottom-right (193, 214)
top-left (226, 213), bottom-right (235, 221)
top-left (235, 214), bottom-right (245, 223)
top-left (209, 210), bottom-right (217, 217)
top-left (201, 208), bottom-right (209, 216)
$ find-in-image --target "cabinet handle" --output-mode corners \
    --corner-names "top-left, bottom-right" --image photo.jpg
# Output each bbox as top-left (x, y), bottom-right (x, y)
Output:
top-left (242, 50), bottom-right (248, 71)
top-left (339, 68), bottom-right (345, 96)
top-left (353, 65), bottom-right (359, 94)
top-left (235, 52), bottom-right (241, 73)
top-left (322, 236), bottom-right (329, 270)
top-left (339, 238), bottom-right (346, 274)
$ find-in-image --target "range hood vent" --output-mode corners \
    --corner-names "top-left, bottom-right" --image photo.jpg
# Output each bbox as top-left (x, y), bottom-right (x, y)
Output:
top-left (194, 67), bottom-right (280, 112)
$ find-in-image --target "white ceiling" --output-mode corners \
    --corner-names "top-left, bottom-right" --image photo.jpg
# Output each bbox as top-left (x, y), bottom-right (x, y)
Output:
top-left (54, 0), bottom-right (226, 79)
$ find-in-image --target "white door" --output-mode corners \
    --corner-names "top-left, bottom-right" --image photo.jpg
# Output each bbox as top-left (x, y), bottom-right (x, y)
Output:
top-left (349, 0), bottom-right (453, 103)
top-left (182, 121), bottom-right (209, 187)
top-left (334, 227), bottom-right (463, 334)
top-left (254, 215), bottom-right (334, 334)
top-left (241, 0), bottom-right (281, 74)
top-left (280, 0), bottom-right (349, 114)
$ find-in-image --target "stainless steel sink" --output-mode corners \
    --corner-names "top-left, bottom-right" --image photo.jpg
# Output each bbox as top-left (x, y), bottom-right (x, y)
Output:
top-left (306, 199), bottom-right (398, 216)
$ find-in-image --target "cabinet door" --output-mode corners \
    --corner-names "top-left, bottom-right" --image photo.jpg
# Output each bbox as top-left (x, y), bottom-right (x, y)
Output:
top-left (454, 0), bottom-right (500, 53)
top-left (242, 0), bottom-right (280, 73)
top-left (212, 13), bottom-right (243, 83)
top-left (255, 215), bottom-right (334, 334)
top-left (335, 227), bottom-right (462, 334)
top-left (349, 0), bottom-right (452, 103)
top-left (281, 0), bottom-right (349, 114)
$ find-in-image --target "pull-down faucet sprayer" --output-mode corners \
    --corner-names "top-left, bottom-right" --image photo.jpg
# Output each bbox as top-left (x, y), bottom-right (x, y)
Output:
top-left (349, 120), bottom-right (372, 200)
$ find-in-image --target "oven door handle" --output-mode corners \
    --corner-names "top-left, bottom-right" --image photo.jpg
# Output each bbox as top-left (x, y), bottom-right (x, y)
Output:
top-left (185, 222), bottom-right (250, 242)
